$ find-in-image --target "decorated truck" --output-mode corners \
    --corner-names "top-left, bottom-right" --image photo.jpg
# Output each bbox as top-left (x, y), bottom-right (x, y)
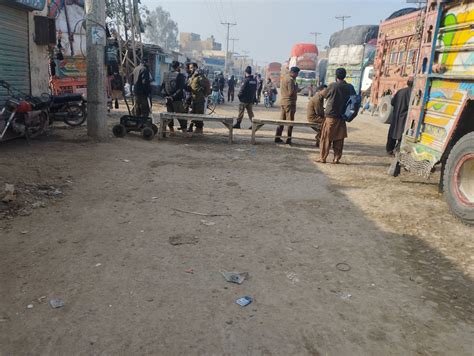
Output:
top-left (371, 8), bottom-right (424, 122)
top-left (394, 0), bottom-right (474, 224)
top-left (289, 43), bottom-right (319, 95)
top-left (326, 25), bottom-right (379, 94)
top-left (266, 62), bottom-right (282, 88)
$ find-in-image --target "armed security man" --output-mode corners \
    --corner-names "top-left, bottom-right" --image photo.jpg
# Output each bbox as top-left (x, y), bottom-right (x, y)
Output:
top-left (161, 61), bottom-right (187, 133)
top-left (275, 66), bottom-right (300, 145)
top-left (187, 62), bottom-right (207, 134)
top-left (233, 66), bottom-right (257, 129)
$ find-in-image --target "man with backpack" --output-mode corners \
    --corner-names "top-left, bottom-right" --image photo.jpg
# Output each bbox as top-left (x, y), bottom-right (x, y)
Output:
top-left (187, 63), bottom-right (211, 134)
top-left (233, 66), bottom-right (257, 129)
top-left (161, 61), bottom-right (187, 133)
top-left (131, 59), bottom-right (152, 117)
top-left (317, 67), bottom-right (356, 164)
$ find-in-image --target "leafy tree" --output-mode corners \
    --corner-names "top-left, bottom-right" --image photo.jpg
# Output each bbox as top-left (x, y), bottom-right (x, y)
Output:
top-left (144, 6), bottom-right (179, 51)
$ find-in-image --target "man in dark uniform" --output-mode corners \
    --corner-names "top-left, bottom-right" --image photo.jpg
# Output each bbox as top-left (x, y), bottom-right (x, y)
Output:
top-left (386, 78), bottom-right (413, 155)
top-left (233, 66), bottom-right (257, 129)
top-left (131, 59), bottom-right (151, 117)
top-left (161, 61), bottom-right (187, 133)
top-left (317, 67), bottom-right (355, 164)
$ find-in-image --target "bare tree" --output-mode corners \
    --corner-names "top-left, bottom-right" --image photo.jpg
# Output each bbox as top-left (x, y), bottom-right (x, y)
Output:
top-left (144, 6), bottom-right (179, 51)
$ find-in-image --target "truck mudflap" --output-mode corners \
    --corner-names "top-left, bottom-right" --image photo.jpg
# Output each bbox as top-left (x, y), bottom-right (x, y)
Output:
top-left (399, 151), bottom-right (435, 178)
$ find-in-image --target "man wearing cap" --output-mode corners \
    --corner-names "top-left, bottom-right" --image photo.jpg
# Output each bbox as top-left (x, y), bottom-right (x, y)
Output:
top-left (233, 66), bottom-right (257, 129)
top-left (317, 67), bottom-right (354, 164)
top-left (161, 61), bottom-right (187, 133)
top-left (275, 66), bottom-right (300, 145)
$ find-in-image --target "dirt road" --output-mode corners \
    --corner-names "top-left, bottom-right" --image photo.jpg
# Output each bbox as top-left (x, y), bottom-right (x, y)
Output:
top-left (1, 97), bottom-right (473, 355)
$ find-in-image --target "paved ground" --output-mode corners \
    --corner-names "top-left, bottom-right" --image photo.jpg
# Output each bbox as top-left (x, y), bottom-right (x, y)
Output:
top-left (1, 97), bottom-right (473, 355)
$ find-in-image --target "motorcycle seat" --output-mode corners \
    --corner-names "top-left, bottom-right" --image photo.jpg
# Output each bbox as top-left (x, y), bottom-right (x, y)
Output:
top-left (52, 93), bottom-right (83, 104)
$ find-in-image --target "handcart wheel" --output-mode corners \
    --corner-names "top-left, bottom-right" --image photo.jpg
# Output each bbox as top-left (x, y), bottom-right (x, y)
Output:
top-left (113, 124), bottom-right (127, 137)
top-left (142, 126), bottom-right (154, 140)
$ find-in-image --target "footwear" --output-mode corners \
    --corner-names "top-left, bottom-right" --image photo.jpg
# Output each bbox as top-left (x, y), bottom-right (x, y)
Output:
top-left (233, 122), bottom-right (241, 129)
top-left (187, 126), bottom-right (194, 133)
top-left (286, 138), bottom-right (292, 145)
top-left (248, 126), bottom-right (253, 130)
top-left (195, 127), bottom-right (203, 134)
top-left (332, 160), bottom-right (340, 164)
top-left (275, 138), bottom-right (284, 144)
top-left (114, 99), bottom-right (119, 109)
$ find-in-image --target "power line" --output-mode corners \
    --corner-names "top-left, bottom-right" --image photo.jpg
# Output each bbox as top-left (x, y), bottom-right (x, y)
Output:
top-left (335, 15), bottom-right (351, 30)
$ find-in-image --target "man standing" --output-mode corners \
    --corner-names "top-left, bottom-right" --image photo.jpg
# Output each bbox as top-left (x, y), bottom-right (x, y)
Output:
top-left (227, 75), bottom-right (236, 102)
top-left (263, 78), bottom-right (277, 104)
top-left (317, 67), bottom-right (354, 164)
top-left (218, 73), bottom-right (226, 102)
top-left (187, 62), bottom-right (207, 134)
top-left (131, 59), bottom-right (151, 117)
top-left (161, 61), bottom-right (187, 133)
top-left (255, 74), bottom-right (263, 104)
top-left (386, 78), bottom-right (413, 155)
top-left (275, 66), bottom-right (300, 145)
top-left (307, 84), bottom-right (327, 147)
top-left (233, 66), bottom-right (257, 129)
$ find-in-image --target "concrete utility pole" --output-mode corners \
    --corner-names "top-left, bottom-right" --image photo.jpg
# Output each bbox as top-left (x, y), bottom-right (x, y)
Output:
top-left (221, 21), bottom-right (237, 74)
top-left (85, 0), bottom-right (108, 140)
top-left (310, 32), bottom-right (322, 46)
top-left (335, 15), bottom-right (351, 30)
top-left (230, 38), bottom-right (239, 54)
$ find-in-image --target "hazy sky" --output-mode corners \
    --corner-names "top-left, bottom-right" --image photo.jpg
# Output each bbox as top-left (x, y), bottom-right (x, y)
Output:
top-left (141, 0), bottom-right (418, 65)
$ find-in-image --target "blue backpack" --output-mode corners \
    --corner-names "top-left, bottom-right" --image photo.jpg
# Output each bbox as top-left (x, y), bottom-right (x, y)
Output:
top-left (343, 85), bottom-right (361, 122)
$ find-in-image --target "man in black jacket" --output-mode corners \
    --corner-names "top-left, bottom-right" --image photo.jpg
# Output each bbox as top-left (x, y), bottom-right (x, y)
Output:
top-left (233, 66), bottom-right (257, 129)
top-left (161, 61), bottom-right (187, 133)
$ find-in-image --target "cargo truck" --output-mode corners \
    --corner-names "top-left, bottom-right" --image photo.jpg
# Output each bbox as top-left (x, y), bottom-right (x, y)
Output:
top-left (394, 0), bottom-right (474, 225)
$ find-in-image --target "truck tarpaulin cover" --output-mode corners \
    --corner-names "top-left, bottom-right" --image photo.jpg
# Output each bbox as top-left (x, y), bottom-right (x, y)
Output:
top-left (290, 43), bottom-right (319, 57)
top-left (329, 25), bottom-right (379, 48)
top-left (385, 7), bottom-right (418, 20)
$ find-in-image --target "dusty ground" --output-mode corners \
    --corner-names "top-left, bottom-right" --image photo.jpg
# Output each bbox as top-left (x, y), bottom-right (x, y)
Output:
top-left (0, 96), bottom-right (473, 355)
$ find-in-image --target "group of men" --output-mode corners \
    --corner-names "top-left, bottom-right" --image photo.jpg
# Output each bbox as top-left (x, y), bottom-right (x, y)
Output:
top-left (132, 59), bottom-right (211, 135)
top-left (278, 66), bottom-right (355, 163)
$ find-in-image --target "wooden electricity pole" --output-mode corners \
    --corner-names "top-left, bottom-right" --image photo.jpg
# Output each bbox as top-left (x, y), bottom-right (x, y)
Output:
top-left (85, 0), bottom-right (108, 140)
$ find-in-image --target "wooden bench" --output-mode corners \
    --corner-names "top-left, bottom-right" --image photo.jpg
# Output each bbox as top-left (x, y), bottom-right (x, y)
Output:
top-left (158, 112), bottom-right (235, 144)
top-left (251, 118), bottom-right (320, 144)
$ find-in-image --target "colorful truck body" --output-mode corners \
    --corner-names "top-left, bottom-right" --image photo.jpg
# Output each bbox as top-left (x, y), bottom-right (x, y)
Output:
top-left (326, 25), bottom-right (379, 94)
top-left (397, 0), bottom-right (474, 224)
top-left (371, 8), bottom-right (423, 121)
top-left (266, 62), bottom-right (282, 88)
top-left (289, 43), bottom-right (318, 95)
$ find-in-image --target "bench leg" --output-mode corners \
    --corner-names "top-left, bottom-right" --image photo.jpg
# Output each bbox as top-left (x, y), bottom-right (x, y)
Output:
top-left (222, 122), bottom-right (233, 144)
top-left (251, 123), bottom-right (264, 144)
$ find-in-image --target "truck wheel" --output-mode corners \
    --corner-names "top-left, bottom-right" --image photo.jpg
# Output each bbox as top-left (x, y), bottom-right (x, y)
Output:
top-left (113, 124), bottom-right (126, 137)
top-left (443, 132), bottom-right (474, 225)
top-left (378, 95), bottom-right (393, 124)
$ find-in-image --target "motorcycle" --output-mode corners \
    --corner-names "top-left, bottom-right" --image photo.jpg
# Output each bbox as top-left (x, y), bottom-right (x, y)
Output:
top-left (48, 93), bottom-right (87, 126)
top-left (0, 80), bottom-right (50, 142)
top-left (264, 90), bottom-right (276, 108)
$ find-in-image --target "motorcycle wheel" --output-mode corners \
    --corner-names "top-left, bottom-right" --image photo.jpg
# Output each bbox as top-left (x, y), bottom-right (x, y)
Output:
top-left (64, 104), bottom-right (87, 127)
top-left (26, 111), bottom-right (48, 139)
